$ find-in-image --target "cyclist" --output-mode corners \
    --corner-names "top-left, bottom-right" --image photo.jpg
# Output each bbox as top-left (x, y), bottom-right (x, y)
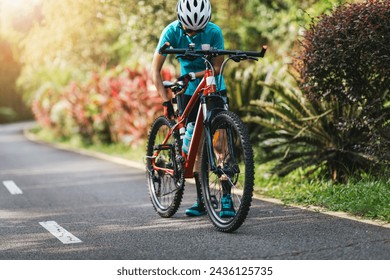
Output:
top-left (151, 0), bottom-right (234, 217)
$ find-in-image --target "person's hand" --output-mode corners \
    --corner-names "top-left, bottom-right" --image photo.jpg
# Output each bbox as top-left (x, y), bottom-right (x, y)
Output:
top-left (163, 101), bottom-right (175, 119)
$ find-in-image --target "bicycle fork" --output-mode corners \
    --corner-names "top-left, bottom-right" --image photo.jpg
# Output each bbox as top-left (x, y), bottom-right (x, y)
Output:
top-left (201, 104), bottom-right (239, 191)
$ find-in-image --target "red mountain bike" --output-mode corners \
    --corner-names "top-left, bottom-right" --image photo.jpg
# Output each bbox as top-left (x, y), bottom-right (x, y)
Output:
top-left (146, 43), bottom-right (267, 232)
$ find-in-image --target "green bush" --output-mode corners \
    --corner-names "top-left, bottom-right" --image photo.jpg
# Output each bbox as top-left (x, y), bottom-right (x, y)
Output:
top-left (298, 0), bottom-right (390, 178)
top-left (248, 0), bottom-right (390, 182)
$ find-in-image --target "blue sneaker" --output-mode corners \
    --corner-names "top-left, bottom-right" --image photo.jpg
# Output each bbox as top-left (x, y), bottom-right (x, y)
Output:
top-left (185, 202), bottom-right (206, 216)
top-left (219, 194), bottom-right (236, 218)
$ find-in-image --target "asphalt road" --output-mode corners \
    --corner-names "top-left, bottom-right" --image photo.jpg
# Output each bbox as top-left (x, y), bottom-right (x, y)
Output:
top-left (0, 122), bottom-right (389, 260)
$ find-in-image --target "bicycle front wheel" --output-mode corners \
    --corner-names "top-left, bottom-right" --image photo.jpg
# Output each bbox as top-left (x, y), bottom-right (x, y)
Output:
top-left (146, 116), bottom-right (184, 218)
top-left (201, 111), bottom-right (254, 232)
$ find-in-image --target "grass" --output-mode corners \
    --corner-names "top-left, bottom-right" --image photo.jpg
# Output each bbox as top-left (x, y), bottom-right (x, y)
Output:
top-left (255, 168), bottom-right (390, 223)
top-left (29, 126), bottom-right (146, 163)
top-left (29, 126), bottom-right (390, 224)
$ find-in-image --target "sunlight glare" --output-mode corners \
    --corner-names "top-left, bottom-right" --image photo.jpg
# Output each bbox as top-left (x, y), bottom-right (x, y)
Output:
top-left (0, 0), bottom-right (41, 36)
top-left (0, 0), bottom-right (40, 11)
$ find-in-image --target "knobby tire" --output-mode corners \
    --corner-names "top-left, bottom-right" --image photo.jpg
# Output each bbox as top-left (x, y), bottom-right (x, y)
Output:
top-left (146, 116), bottom-right (184, 218)
top-left (201, 111), bottom-right (254, 232)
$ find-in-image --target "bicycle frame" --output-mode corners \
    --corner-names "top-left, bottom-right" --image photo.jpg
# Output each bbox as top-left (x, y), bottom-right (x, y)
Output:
top-left (152, 67), bottom-right (223, 179)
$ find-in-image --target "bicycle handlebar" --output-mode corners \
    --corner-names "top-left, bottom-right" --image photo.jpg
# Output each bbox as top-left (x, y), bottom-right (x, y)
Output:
top-left (159, 42), bottom-right (267, 59)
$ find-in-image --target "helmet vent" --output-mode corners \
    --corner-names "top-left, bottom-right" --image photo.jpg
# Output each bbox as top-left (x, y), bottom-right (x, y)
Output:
top-left (199, 15), bottom-right (204, 26)
top-left (186, 15), bottom-right (193, 26)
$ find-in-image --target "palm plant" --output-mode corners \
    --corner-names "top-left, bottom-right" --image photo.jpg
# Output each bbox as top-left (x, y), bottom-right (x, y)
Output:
top-left (247, 78), bottom-right (388, 182)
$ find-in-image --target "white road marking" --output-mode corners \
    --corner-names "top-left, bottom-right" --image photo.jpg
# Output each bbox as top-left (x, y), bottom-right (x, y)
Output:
top-left (39, 221), bottom-right (83, 244)
top-left (2, 180), bottom-right (23, 195)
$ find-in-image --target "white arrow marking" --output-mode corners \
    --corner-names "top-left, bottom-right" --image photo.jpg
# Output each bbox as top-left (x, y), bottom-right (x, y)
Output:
top-left (39, 221), bottom-right (83, 244)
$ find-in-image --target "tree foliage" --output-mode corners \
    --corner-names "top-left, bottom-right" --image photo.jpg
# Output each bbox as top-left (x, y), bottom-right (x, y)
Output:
top-left (0, 39), bottom-right (31, 123)
top-left (298, 0), bottom-right (390, 178)
top-left (18, 0), bottom-right (125, 99)
top-left (249, 0), bottom-right (390, 182)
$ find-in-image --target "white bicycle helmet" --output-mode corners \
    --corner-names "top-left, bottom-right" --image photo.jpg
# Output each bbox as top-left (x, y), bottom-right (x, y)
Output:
top-left (177, 0), bottom-right (212, 31)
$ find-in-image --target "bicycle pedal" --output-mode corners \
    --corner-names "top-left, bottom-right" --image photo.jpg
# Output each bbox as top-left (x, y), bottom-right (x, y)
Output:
top-left (210, 195), bottom-right (219, 209)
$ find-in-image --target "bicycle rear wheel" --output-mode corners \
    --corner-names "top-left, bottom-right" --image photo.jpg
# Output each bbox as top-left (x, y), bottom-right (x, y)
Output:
top-left (201, 111), bottom-right (254, 232)
top-left (146, 116), bottom-right (184, 218)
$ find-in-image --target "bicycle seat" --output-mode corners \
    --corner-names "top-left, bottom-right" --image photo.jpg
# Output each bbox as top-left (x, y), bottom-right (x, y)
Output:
top-left (163, 81), bottom-right (185, 89)
top-left (163, 81), bottom-right (175, 88)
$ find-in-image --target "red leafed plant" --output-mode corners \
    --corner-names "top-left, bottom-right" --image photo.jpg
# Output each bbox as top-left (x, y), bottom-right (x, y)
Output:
top-left (32, 65), bottom-right (173, 147)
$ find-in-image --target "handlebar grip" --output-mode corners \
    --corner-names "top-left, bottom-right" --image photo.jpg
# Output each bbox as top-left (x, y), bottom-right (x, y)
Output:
top-left (159, 42), bottom-right (170, 54)
top-left (235, 45), bottom-right (267, 58)
top-left (259, 45), bottom-right (268, 58)
top-left (159, 43), bottom-right (187, 55)
top-left (245, 46), bottom-right (268, 57)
